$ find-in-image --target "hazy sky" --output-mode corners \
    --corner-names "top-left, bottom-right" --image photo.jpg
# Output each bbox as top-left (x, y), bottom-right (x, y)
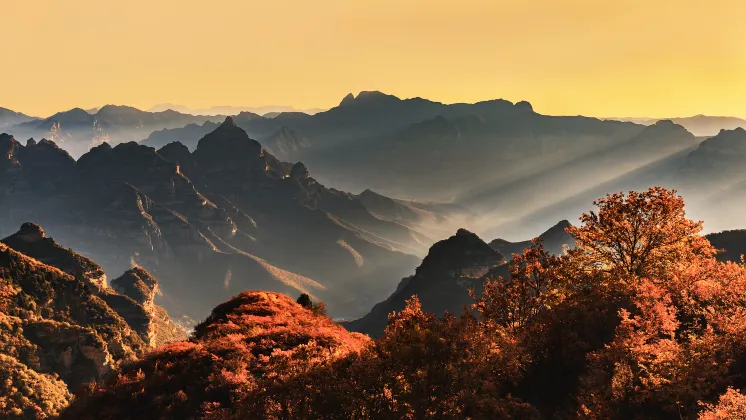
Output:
top-left (4, 0), bottom-right (746, 118)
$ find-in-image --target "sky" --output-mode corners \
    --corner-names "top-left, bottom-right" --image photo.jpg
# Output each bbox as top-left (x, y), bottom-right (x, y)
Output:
top-left (3, 0), bottom-right (746, 118)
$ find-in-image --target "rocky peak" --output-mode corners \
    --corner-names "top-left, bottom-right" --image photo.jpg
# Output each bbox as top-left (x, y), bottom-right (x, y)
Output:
top-left (193, 117), bottom-right (265, 177)
top-left (157, 141), bottom-right (192, 164)
top-left (16, 222), bottom-right (46, 242)
top-left (1, 223), bottom-right (108, 290)
top-left (693, 127), bottom-right (746, 156)
top-left (339, 93), bottom-right (355, 106)
top-left (26, 138), bottom-right (37, 147)
top-left (222, 115), bottom-right (237, 127)
top-left (111, 267), bottom-right (160, 310)
top-left (417, 229), bottom-right (504, 279)
top-left (290, 162), bottom-right (311, 180)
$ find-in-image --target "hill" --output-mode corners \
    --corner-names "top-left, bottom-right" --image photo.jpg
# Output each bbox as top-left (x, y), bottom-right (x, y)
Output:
top-left (61, 291), bottom-right (369, 419)
top-left (0, 223), bottom-right (184, 418)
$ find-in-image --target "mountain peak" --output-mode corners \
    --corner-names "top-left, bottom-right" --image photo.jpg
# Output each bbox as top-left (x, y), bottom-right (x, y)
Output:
top-left (418, 229), bottom-right (504, 277)
top-left (111, 267), bottom-right (159, 308)
top-left (17, 222), bottom-right (46, 241)
top-left (222, 115), bottom-right (237, 127)
top-left (290, 161), bottom-right (311, 180)
top-left (339, 93), bottom-right (356, 106)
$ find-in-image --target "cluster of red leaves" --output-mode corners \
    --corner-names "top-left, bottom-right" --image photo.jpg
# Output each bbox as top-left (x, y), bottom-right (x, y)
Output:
top-left (62, 187), bottom-right (746, 419)
top-left (61, 291), bottom-right (370, 419)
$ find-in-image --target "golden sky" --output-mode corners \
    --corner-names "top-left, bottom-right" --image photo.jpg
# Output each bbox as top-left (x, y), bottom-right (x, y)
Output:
top-left (3, 0), bottom-right (746, 118)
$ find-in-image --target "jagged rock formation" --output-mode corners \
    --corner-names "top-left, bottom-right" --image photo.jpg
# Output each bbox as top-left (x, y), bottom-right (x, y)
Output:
top-left (0, 224), bottom-right (186, 418)
top-left (344, 229), bottom-right (505, 336)
top-left (0, 120), bottom-right (437, 323)
top-left (1, 223), bottom-right (186, 347)
top-left (489, 220), bottom-right (575, 258)
top-left (61, 291), bottom-right (370, 419)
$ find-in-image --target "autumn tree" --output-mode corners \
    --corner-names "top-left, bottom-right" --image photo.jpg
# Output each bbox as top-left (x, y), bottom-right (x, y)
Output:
top-left (699, 388), bottom-right (746, 420)
top-left (568, 187), bottom-right (714, 282)
top-left (475, 239), bottom-right (564, 335)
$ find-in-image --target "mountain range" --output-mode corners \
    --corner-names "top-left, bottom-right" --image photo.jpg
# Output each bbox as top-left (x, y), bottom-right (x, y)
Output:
top-left (7, 93), bottom-right (746, 243)
top-left (609, 115), bottom-right (746, 137)
top-left (146, 103), bottom-right (325, 116)
top-left (5, 105), bottom-right (226, 158)
top-left (344, 220), bottom-right (576, 337)
top-left (0, 119), bottom-right (468, 324)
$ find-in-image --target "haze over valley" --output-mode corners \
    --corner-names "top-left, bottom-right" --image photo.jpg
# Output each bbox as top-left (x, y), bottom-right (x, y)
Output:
top-left (4, 1), bottom-right (746, 418)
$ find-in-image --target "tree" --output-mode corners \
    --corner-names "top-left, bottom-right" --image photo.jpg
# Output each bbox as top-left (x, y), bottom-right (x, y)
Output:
top-left (568, 187), bottom-right (714, 282)
top-left (475, 239), bottom-right (564, 334)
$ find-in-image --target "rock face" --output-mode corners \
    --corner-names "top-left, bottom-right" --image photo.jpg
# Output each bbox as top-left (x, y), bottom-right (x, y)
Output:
top-left (0, 120), bottom-right (437, 324)
top-left (61, 291), bottom-right (370, 419)
top-left (344, 229), bottom-right (505, 337)
top-left (262, 126), bottom-right (311, 161)
top-left (0, 224), bottom-right (187, 418)
top-left (2, 222), bottom-right (108, 291)
top-left (1, 223), bottom-right (186, 348)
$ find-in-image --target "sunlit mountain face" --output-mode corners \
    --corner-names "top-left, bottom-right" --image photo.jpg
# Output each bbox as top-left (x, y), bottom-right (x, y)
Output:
top-left (4, 1), bottom-right (746, 418)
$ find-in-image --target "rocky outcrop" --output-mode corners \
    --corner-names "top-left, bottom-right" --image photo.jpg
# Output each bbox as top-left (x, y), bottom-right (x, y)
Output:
top-left (2, 223), bottom-right (186, 348)
top-left (2, 222), bottom-right (108, 291)
top-left (344, 229), bottom-right (505, 336)
top-left (0, 242), bottom-right (146, 390)
top-left (111, 267), bottom-right (159, 311)
top-left (0, 226), bottom-right (189, 417)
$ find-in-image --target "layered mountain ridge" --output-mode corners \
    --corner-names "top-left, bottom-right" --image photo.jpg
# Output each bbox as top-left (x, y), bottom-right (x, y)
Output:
top-left (0, 119), bottom-right (461, 323)
top-left (6, 105), bottom-right (226, 158)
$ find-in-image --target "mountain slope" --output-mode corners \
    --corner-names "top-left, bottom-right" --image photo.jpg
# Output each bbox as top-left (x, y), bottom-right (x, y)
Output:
top-left (343, 229), bottom-right (504, 336)
top-left (0, 120), bottom-right (432, 322)
top-left (61, 291), bottom-right (369, 419)
top-left (0, 107), bottom-right (37, 128)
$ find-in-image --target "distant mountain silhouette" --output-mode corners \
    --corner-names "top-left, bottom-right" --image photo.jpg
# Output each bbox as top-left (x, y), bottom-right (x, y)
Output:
top-left (489, 220), bottom-right (575, 258)
top-left (0, 107), bottom-right (37, 128)
top-left (706, 230), bottom-right (746, 263)
top-left (146, 103), bottom-right (325, 116)
top-left (611, 115), bottom-right (746, 137)
top-left (141, 121), bottom-right (220, 149)
top-left (7, 105), bottom-right (225, 158)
